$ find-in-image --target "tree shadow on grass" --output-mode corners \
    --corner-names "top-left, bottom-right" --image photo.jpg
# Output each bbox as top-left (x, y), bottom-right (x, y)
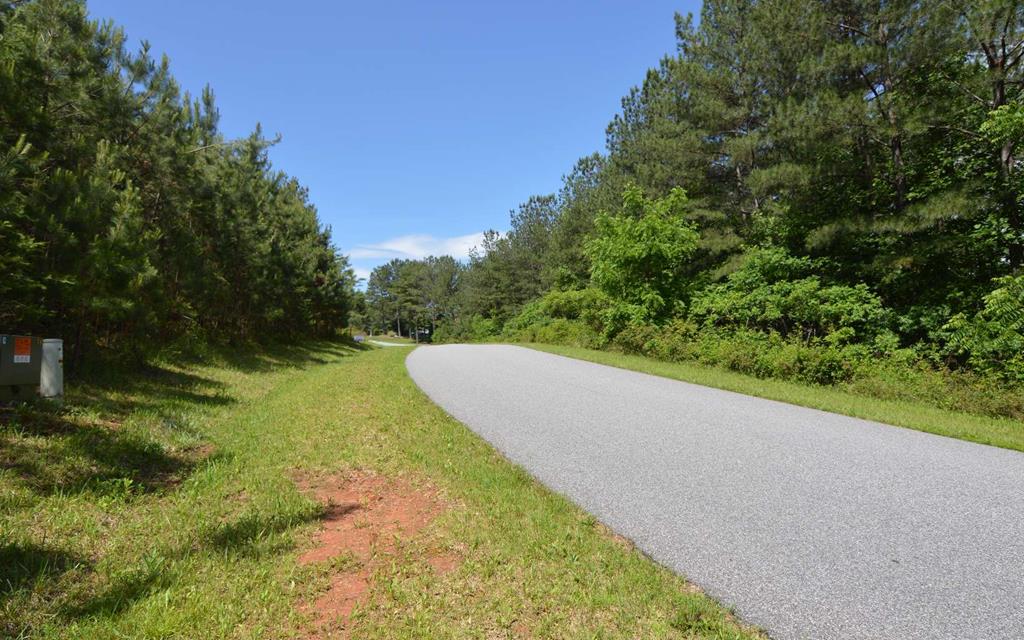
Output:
top-left (0, 542), bottom-right (85, 600)
top-left (60, 551), bottom-right (176, 619)
top-left (0, 542), bottom-right (88, 638)
top-left (207, 338), bottom-right (369, 374)
top-left (0, 340), bottom-right (359, 497)
top-left (204, 504), bottom-right (325, 558)
top-left (1, 339), bottom-right (359, 627)
top-left (0, 357), bottom-right (233, 496)
top-left (58, 505), bottom-right (324, 621)
top-left (104, 337), bottom-right (371, 377)
top-left (0, 415), bottom-right (214, 497)
top-left (74, 362), bottom-right (235, 420)
top-left (0, 339), bottom-right (360, 499)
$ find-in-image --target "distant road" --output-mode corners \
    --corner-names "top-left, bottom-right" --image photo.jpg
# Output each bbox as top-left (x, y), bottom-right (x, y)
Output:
top-left (368, 340), bottom-right (411, 348)
top-left (406, 344), bottom-right (1024, 640)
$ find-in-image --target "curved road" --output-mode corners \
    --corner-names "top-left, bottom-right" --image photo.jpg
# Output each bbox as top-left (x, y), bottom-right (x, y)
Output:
top-left (369, 339), bottom-right (411, 347)
top-left (406, 344), bottom-right (1024, 640)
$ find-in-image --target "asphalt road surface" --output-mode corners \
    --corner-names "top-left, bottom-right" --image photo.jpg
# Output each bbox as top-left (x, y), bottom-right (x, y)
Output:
top-left (368, 339), bottom-right (411, 347)
top-left (406, 344), bottom-right (1024, 640)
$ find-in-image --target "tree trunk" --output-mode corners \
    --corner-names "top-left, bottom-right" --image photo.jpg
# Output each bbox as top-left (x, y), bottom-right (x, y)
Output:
top-left (881, 69), bottom-right (906, 211)
top-left (992, 67), bottom-right (1023, 269)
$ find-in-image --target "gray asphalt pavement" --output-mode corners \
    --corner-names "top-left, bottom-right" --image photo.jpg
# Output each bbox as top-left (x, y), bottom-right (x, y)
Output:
top-left (406, 344), bottom-right (1024, 640)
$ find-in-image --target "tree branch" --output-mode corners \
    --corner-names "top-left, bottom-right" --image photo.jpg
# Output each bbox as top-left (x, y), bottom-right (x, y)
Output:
top-left (940, 71), bottom-right (991, 107)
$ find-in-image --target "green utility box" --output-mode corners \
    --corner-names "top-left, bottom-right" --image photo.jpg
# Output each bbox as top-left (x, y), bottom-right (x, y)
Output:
top-left (0, 335), bottom-right (43, 400)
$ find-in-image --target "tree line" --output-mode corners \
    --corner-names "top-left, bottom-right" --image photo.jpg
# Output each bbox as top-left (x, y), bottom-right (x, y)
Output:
top-left (1, 0), bottom-right (355, 365)
top-left (364, 0), bottom-right (1024, 403)
top-left (356, 256), bottom-right (462, 339)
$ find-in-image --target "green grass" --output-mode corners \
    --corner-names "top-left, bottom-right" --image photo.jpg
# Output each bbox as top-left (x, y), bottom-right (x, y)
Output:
top-left (526, 343), bottom-right (1024, 453)
top-left (1, 341), bottom-right (761, 639)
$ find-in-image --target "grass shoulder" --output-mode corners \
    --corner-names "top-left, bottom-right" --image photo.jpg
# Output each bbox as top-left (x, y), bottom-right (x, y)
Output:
top-left (524, 342), bottom-right (1024, 454)
top-left (2, 341), bottom-right (761, 639)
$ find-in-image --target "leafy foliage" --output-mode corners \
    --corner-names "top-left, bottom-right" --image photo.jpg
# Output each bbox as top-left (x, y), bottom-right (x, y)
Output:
top-left (946, 275), bottom-right (1024, 381)
top-left (502, 288), bottom-right (611, 347)
top-left (689, 249), bottom-right (892, 345)
top-left (612, 323), bottom-right (861, 385)
top-left (586, 186), bottom-right (700, 325)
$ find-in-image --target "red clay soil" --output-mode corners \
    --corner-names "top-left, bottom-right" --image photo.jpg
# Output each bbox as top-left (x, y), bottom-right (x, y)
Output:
top-left (295, 471), bottom-right (450, 636)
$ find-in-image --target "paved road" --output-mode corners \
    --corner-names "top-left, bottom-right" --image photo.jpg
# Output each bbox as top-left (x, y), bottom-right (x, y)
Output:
top-left (368, 340), bottom-right (412, 348)
top-left (406, 344), bottom-right (1024, 640)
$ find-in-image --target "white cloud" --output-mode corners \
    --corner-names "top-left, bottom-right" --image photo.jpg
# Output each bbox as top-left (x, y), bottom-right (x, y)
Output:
top-left (351, 266), bottom-right (372, 282)
top-left (348, 232), bottom-right (488, 261)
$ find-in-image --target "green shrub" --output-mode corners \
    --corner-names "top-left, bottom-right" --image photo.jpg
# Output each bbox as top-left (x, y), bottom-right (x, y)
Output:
top-left (845, 357), bottom-right (1024, 420)
top-left (609, 323), bottom-right (658, 355)
top-left (611, 323), bottom-right (862, 385)
top-left (586, 186), bottom-right (700, 323)
top-left (608, 319), bottom-right (1024, 418)
top-left (511, 318), bottom-right (603, 349)
top-left (690, 248), bottom-right (891, 344)
top-left (612, 319), bottom-right (698, 360)
top-left (432, 315), bottom-right (501, 343)
top-left (503, 288), bottom-right (614, 346)
top-left (513, 303), bottom-right (1024, 419)
top-left (505, 288), bottom-right (612, 333)
top-left (945, 275), bottom-right (1024, 382)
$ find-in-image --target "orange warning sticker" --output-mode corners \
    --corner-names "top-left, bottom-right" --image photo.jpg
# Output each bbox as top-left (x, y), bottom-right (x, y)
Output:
top-left (13, 337), bottom-right (31, 363)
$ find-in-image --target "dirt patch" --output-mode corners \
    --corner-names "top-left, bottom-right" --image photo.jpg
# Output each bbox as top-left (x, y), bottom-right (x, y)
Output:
top-left (187, 442), bottom-right (217, 460)
top-left (295, 471), bottom-right (452, 636)
top-left (427, 552), bottom-right (461, 576)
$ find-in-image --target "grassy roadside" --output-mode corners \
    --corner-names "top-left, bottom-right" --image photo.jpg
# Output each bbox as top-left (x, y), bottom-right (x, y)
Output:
top-left (526, 343), bottom-right (1024, 454)
top-left (2, 342), bottom-right (761, 639)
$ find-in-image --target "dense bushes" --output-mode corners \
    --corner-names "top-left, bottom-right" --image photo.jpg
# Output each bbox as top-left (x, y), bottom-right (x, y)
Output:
top-left (505, 295), bottom-right (869, 386)
top-left (501, 289), bottom-right (610, 348)
top-left (611, 323), bottom-right (859, 385)
top-left (427, 235), bottom-right (1024, 423)
top-left (431, 315), bottom-right (500, 343)
top-left (945, 275), bottom-right (1024, 382)
top-left (526, 315), bottom-right (1019, 418)
top-left (506, 318), bottom-right (603, 349)
top-left (499, 244), bottom-right (899, 386)
top-left (495, 285), bottom-right (1024, 418)
top-left (606, 321), bottom-right (1024, 418)
top-left (504, 289), bottom-right (609, 333)
top-left (688, 249), bottom-right (892, 346)
top-left (487, 239), bottom-right (1024, 418)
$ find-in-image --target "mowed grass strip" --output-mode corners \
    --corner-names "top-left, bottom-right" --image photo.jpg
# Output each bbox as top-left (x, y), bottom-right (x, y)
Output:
top-left (526, 343), bottom-right (1024, 454)
top-left (1, 343), bottom-right (762, 639)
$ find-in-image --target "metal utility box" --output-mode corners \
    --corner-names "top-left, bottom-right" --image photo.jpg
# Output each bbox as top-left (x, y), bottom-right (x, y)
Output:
top-left (0, 335), bottom-right (43, 400)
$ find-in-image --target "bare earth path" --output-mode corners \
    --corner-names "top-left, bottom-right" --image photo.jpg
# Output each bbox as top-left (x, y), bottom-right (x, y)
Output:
top-left (406, 344), bottom-right (1024, 640)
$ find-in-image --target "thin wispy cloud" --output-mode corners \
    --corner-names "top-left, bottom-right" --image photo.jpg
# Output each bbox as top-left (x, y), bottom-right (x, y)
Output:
top-left (348, 232), bottom-right (488, 261)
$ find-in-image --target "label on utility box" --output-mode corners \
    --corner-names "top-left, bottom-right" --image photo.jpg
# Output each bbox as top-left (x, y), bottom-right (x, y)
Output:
top-left (13, 337), bottom-right (31, 363)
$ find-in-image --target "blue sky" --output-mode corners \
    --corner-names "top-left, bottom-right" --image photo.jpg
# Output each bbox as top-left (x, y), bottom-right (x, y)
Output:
top-left (86, 1), bottom-right (698, 282)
